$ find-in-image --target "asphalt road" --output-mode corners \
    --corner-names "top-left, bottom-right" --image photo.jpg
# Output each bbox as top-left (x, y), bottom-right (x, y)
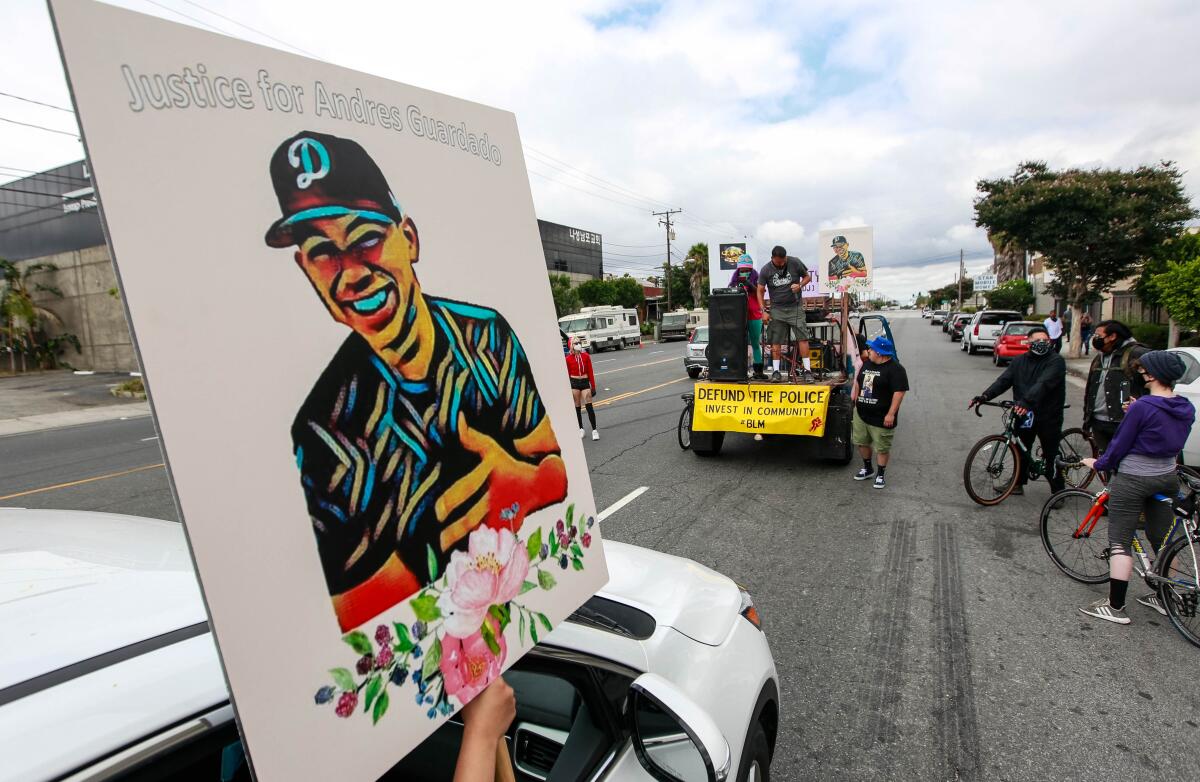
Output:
top-left (5, 316), bottom-right (1199, 780)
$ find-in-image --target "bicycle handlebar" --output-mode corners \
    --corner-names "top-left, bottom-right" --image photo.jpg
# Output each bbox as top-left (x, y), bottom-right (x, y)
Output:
top-left (971, 400), bottom-right (1072, 417)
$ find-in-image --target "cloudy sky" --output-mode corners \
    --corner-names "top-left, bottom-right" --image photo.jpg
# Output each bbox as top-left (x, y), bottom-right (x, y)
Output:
top-left (4, 0), bottom-right (1199, 301)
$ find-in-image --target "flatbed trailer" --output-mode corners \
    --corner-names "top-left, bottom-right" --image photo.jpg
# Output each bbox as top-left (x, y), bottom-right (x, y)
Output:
top-left (679, 294), bottom-right (895, 461)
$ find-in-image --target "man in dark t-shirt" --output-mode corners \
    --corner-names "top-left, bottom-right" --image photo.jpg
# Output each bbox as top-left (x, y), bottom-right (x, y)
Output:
top-left (756, 245), bottom-right (813, 382)
top-left (851, 336), bottom-right (909, 489)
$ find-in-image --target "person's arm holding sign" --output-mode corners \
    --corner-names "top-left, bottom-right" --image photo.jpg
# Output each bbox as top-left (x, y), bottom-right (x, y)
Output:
top-left (454, 679), bottom-right (517, 782)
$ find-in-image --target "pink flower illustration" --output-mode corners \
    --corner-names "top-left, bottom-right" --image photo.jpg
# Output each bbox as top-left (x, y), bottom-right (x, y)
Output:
top-left (440, 616), bottom-right (507, 704)
top-left (438, 527), bottom-right (529, 638)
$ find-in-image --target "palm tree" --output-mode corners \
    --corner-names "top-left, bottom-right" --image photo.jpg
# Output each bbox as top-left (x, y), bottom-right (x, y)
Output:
top-left (0, 259), bottom-right (68, 373)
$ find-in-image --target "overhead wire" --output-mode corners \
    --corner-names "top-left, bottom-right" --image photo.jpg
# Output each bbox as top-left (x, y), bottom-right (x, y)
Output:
top-left (0, 116), bottom-right (79, 138)
top-left (0, 92), bottom-right (75, 113)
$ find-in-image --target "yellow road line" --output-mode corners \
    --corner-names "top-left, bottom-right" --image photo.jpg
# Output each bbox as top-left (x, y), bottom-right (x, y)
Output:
top-left (0, 462), bottom-right (165, 501)
top-left (596, 357), bottom-right (678, 376)
top-left (594, 376), bottom-right (691, 408)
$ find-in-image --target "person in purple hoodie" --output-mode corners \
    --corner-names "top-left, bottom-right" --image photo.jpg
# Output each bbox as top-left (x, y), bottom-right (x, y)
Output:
top-left (1078, 351), bottom-right (1196, 625)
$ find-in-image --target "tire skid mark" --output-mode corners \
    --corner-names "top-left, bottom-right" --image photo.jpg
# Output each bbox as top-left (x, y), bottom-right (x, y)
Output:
top-left (933, 520), bottom-right (981, 781)
top-left (860, 516), bottom-right (917, 759)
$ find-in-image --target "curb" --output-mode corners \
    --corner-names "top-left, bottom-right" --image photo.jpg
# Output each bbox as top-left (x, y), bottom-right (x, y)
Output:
top-left (0, 402), bottom-right (152, 437)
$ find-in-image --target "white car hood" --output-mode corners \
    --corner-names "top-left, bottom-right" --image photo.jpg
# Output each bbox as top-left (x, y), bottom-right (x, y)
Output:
top-left (596, 540), bottom-right (741, 646)
top-left (0, 509), bottom-right (206, 692)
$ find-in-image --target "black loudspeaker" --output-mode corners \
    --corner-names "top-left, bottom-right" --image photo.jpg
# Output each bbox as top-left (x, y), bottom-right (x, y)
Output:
top-left (706, 290), bottom-right (748, 380)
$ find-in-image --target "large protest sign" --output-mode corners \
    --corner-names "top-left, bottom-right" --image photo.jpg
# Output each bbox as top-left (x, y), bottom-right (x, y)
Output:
top-left (818, 226), bottom-right (873, 292)
top-left (50, 0), bottom-right (607, 778)
top-left (691, 381), bottom-right (831, 436)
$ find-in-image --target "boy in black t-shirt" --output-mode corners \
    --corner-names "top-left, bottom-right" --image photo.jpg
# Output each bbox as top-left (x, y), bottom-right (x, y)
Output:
top-left (851, 336), bottom-right (909, 489)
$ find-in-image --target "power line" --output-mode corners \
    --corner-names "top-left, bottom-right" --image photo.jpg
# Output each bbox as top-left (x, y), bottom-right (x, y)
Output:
top-left (139, 0), bottom-right (233, 37)
top-left (0, 92), bottom-right (74, 113)
top-left (0, 165), bottom-right (90, 186)
top-left (0, 116), bottom-right (79, 138)
top-left (175, 0), bottom-right (324, 59)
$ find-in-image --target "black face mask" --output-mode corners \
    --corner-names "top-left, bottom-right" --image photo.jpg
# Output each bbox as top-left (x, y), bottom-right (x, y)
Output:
top-left (1091, 336), bottom-right (1107, 351)
top-left (1028, 340), bottom-right (1053, 356)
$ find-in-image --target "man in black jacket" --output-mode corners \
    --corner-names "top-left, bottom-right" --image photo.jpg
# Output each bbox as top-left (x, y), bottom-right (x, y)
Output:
top-left (1082, 319), bottom-right (1149, 455)
top-left (970, 327), bottom-right (1067, 494)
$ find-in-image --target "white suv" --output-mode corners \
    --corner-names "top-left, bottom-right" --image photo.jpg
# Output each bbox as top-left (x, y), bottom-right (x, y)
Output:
top-left (0, 508), bottom-right (778, 782)
top-left (962, 310), bottom-right (1023, 355)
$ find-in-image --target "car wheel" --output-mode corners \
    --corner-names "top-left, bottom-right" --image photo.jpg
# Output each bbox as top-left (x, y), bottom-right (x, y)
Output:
top-left (687, 367), bottom-right (701, 378)
top-left (737, 722), bottom-right (772, 782)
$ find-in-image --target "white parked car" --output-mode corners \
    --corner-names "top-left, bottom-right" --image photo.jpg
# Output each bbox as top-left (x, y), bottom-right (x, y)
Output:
top-left (0, 509), bottom-right (778, 782)
top-left (1168, 347), bottom-right (1200, 468)
top-left (962, 310), bottom-right (1022, 355)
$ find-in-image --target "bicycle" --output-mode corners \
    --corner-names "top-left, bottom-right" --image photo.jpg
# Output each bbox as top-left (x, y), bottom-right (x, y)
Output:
top-left (962, 401), bottom-right (1096, 505)
top-left (1040, 462), bottom-right (1200, 648)
top-left (678, 393), bottom-right (693, 450)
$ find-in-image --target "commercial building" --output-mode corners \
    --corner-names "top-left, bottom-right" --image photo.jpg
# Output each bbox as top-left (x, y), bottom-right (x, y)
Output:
top-left (0, 161), bottom-right (136, 372)
top-left (538, 219), bottom-right (602, 284)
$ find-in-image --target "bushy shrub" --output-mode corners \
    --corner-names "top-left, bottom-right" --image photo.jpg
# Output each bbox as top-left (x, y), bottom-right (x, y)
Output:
top-left (1130, 322), bottom-right (1168, 349)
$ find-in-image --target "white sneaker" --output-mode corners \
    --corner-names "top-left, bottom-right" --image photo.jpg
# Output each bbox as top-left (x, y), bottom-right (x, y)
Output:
top-left (579, 428), bottom-right (585, 437)
top-left (591, 430), bottom-right (600, 441)
top-left (1135, 593), bottom-right (1167, 616)
top-left (1078, 597), bottom-right (1131, 625)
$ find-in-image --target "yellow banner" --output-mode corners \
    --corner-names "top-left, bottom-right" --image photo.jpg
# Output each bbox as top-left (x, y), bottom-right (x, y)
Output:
top-left (692, 382), bottom-right (831, 436)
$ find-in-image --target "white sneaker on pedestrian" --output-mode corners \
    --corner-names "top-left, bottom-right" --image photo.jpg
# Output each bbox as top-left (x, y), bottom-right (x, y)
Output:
top-left (1135, 592), bottom-right (1167, 616)
top-left (591, 430), bottom-right (600, 441)
top-left (579, 428), bottom-right (585, 437)
top-left (1078, 597), bottom-right (1131, 625)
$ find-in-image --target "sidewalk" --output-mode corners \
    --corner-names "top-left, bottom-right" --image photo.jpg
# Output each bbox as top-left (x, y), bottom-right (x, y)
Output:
top-left (0, 370), bottom-right (151, 436)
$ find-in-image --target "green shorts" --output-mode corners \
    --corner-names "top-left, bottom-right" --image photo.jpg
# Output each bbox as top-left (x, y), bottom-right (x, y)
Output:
top-left (852, 410), bottom-right (895, 452)
top-left (766, 304), bottom-right (811, 344)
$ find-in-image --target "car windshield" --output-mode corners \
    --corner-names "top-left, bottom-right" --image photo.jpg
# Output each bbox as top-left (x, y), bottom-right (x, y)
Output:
top-left (662, 314), bottom-right (686, 326)
top-left (1003, 323), bottom-right (1039, 336)
top-left (562, 318), bottom-right (590, 333)
top-left (693, 327), bottom-right (709, 342)
top-left (979, 312), bottom-right (1020, 326)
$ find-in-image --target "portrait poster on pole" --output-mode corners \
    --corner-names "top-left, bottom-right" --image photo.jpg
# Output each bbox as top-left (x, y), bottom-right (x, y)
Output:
top-left (50, 0), bottom-right (607, 778)
top-left (818, 226), bottom-right (873, 293)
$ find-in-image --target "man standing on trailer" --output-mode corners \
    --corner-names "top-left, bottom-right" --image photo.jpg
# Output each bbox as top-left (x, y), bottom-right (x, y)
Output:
top-left (757, 245), bottom-right (813, 383)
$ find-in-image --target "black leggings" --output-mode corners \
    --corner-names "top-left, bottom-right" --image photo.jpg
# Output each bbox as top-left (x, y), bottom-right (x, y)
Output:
top-left (1107, 471), bottom-right (1177, 555)
top-left (1017, 416), bottom-right (1064, 492)
top-left (575, 404), bottom-right (596, 429)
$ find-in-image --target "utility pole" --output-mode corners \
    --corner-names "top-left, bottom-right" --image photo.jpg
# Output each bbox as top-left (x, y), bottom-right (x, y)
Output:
top-left (653, 209), bottom-right (682, 311)
top-left (955, 250), bottom-right (964, 311)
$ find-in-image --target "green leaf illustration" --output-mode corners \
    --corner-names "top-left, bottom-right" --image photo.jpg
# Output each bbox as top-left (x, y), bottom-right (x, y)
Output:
top-left (550, 533), bottom-right (560, 557)
top-left (566, 503), bottom-right (575, 525)
top-left (426, 544), bottom-right (439, 581)
top-left (410, 593), bottom-right (442, 623)
top-left (364, 675), bottom-right (382, 712)
top-left (372, 689), bottom-right (389, 725)
top-left (572, 557), bottom-right (583, 571)
top-left (330, 668), bottom-right (356, 692)
top-left (538, 569), bottom-right (557, 591)
top-left (393, 623), bottom-right (414, 654)
top-left (343, 630), bottom-right (372, 656)
top-left (530, 617), bottom-right (539, 645)
top-left (538, 612), bottom-right (553, 633)
top-left (570, 543), bottom-right (584, 560)
top-left (519, 612), bottom-right (527, 644)
top-left (519, 580), bottom-right (537, 594)
top-left (526, 528), bottom-right (542, 561)
top-left (480, 619), bottom-right (501, 656)
top-left (421, 637), bottom-right (442, 681)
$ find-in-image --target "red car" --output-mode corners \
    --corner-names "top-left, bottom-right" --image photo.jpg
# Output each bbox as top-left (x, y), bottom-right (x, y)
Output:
top-left (992, 321), bottom-right (1042, 366)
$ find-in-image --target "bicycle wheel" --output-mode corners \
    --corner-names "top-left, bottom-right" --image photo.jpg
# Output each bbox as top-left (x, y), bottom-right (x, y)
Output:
top-left (963, 435), bottom-right (1020, 506)
top-left (1040, 489), bottom-right (1110, 584)
top-left (1058, 428), bottom-right (1098, 489)
top-left (677, 404), bottom-right (692, 450)
top-left (1157, 535), bottom-right (1200, 649)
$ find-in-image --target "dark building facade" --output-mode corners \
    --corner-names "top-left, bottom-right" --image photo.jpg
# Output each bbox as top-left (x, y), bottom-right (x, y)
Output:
top-left (538, 219), bottom-right (602, 283)
top-left (0, 161), bottom-right (104, 261)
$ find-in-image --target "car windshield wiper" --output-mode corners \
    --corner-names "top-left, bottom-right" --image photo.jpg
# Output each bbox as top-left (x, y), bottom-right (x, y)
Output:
top-left (569, 604), bottom-right (635, 637)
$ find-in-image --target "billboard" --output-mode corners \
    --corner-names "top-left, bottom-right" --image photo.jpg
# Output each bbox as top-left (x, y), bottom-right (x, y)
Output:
top-left (818, 226), bottom-right (873, 293)
top-left (51, 0), bottom-right (607, 778)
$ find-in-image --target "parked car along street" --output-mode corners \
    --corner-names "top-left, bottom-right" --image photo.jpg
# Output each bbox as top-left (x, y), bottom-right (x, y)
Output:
top-left (685, 325), bottom-right (709, 378)
top-left (1167, 347), bottom-right (1200, 467)
top-left (962, 310), bottom-right (1022, 355)
top-left (991, 321), bottom-right (1042, 366)
top-left (949, 313), bottom-right (971, 342)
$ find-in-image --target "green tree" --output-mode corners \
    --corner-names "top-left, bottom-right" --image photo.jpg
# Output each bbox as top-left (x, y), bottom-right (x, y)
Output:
top-left (547, 273), bottom-right (580, 318)
top-left (611, 275), bottom-right (644, 310)
top-left (0, 259), bottom-right (79, 373)
top-left (983, 279), bottom-right (1034, 313)
top-left (576, 278), bottom-right (616, 307)
top-left (1149, 234), bottom-right (1200, 333)
top-left (662, 263), bottom-right (693, 311)
top-left (975, 161), bottom-right (1196, 357)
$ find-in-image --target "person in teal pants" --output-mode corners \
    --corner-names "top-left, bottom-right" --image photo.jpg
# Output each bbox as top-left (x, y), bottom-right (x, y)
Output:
top-left (729, 254), bottom-right (765, 379)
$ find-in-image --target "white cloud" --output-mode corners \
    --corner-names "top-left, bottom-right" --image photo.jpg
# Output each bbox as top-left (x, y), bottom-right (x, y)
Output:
top-left (4, 0), bottom-right (1198, 305)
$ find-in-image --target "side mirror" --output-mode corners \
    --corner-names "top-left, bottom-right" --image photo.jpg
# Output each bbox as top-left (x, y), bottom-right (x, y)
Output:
top-left (629, 673), bottom-right (730, 782)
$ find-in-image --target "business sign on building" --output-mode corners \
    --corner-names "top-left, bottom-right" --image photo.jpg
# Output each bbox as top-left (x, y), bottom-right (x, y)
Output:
top-left (538, 219), bottom-right (603, 279)
top-left (51, 1), bottom-right (607, 778)
top-left (974, 272), bottom-right (998, 292)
